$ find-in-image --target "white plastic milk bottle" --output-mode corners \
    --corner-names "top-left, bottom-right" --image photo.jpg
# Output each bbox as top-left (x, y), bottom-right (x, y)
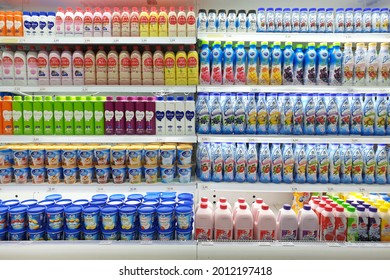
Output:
top-left (276, 204), bottom-right (298, 240)
top-left (61, 46), bottom-right (73, 85)
top-left (14, 45), bottom-right (27, 86)
top-left (93, 7), bottom-right (103, 37)
top-left (27, 46), bottom-right (38, 86)
top-left (96, 46), bottom-right (108, 85)
top-left (55, 7), bottom-right (65, 36)
top-left (130, 7), bottom-right (140, 37)
top-left (119, 46), bottom-right (130, 85)
top-left (196, 197), bottom-right (213, 213)
top-left (121, 7), bottom-right (130, 37)
top-left (49, 46), bottom-right (61, 85)
top-left (64, 7), bottom-right (74, 37)
top-left (72, 45), bottom-right (84, 85)
top-left (251, 198), bottom-right (264, 220)
top-left (153, 46), bottom-right (164, 85)
top-left (233, 198), bottom-right (249, 220)
top-left (216, 197), bottom-right (232, 212)
top-left (142, 46), bottom-right (153, 85)
top-left (187, 6), bottom-right (196, 37)
top-left (214, 204), bottom-right (233, 240)
top-left (2, 46), bottom-right (15, 86)
top-left (298, 204), bottom-right (319, 240)
top-left (195, 203), bottom-right (214, 240)
top-left (168, 7), bottom-right (177, 37)
top-left (130, 46), bottom-right (141, 85)
top-left (84, 46), bottom-right (96, 85)
top-left (234, 204), bottom-right (253, 240)
top-left (83, 7), bottom-right (93, 37)
top-left (177, 6), bottom-right (187, 37)
top-left (74, 7), bottom-right (84, 36)
top-left (102, 7), bottom-right (112, 37)
top-left (112, 7), bottom-right (121, 37)
top-left (107, 46), bottom-right (119, 85)
top-left (38, 46), bottom-right (49, 86)
top-left (255, 204), bottom-right (276, 240)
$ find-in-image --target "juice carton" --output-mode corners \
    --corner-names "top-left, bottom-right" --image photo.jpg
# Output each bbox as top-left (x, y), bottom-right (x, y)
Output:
top-left (258, 41), bottom-right (270, 85)
top-left (43, 96), bottom-right (54, 135)
top-left (247, 41), bottom-right (258, 85)
top-left (211, 142), bottom-right (223, 182)
top-left (315, 94), bottom-right (326, 135)
top-left (222, 142), bottom-right (235, 182)
top-left (270, 143), bottom-right (282, 184)
top-left (214, 204), bottom-right (233, 240)
top-left (12, 96), bottom-right (23, 135)
top-left (209, 93), bottom-right (222, 134)
top-left (259, 143), bottom-right (271, 183)
top-left (222, 41), bottom-right (234, 85)
top-left (303, 43), bottom-right (317, 85)
top-left (366, 43), bottom-right (378, 86)
top-left (363, 144), bottom-right (375, 184)
top-left (375, 144), bottom-right (387, 184)
top-left (74, 96), bottom-right (85, 135)
top-left (64, 96), bottom-right (75, 135)
top-left (187, 45), bottom-right (199, 85)
top-left (196, 93), bottom-right (210, 134)
top-left (374, 93), bottom-right (387, 136)
top-left (293, 44), bottom-right (304, 85)
top-left (351, 144), bottom-right (363, 184)
top-left (270, 42), bottom-right (282, 85)
top-left (342, 42), bottom-right (354, 86)
top-left (246, 143), bottom-right (258, 183)
top-left (234, 42), bottom-right (246, 85)
top-left (378, 43), bottom-right (390, 86)
top-left (139, 7), bottom-right (149, 37)
top-left (354, 43), bottom-right (367, 86)
top-left (306, 143), bottom-right (318, 184)
top-left (94, 97), bottom-right (105, 135)
top-left (340, 144), bottom-right (352, 184)
top-left (338, 94), bottom-right (351, 135)
top-left (197, 142), bottom-right (211, 182)
top-left (256, 93), bottom-right (268, 134)
top-left (282, 42), bottom-right (294, 85)
top-left (199, 40), bottom-right (211, 85)
top-left (316, 42), bottom-right (329, 85)
top-left (350, 94), bottom-right (363, 135)
top-left (164, 46), bottom-right (176, 85)
top-left (222, 93), bottom-right (234, 134)
top-left (303, 93), bottom-right (315, 135)
top-left (329, 42), bottom-right (342, 86)
top-left (53, 96), bottom-right (65, 135)
top-left (326, 94), bottom-right (339, 135)
top-left (294, 143), bottom-right (307, 183)
top-left (292, 94), bottom-right (304, 135)
top-left (84, 96), bottom-right (95, 135)
top-left (176, 45), bottom-right (187, 85)
top-left (246, 93), bottom-right (257, 134)
top-left (267, 93), bottom-right (281, 134)
top-left (317, 144), bottom-right (329, 184)
top-left (233, 93), bottom-right (246, 134)
top-left (276, 204), bottom-right (298, 241)
top-left (235, 143), bottom-right (247, 183)
top-left (33, 96), bottom-right (44, 135)
top-left (320, 206), bottom-right (335, 241)
top-left (282, 143), bottom-right (294, 184)
top-left (362, 93), bottom-right (375, 135)
top-left (368, 207), bottom-right (381, 241)
top-left (329, 144), bottom-right (341, 184)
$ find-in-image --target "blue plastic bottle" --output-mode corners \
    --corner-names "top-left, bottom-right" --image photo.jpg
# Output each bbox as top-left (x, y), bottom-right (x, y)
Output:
top-left (303, 42), bottom-right (317, 85)
top-left (222, 142), bottom-right (235, 182)
top-left (246, 92), bottom-right (257, 134)
top-left (375, 144), bottom-right (387, 184)
top-left (197, 142), bottom-right (211, 181)
top-left (211, 142), bottom-right (223, 182)
top-left (234, 42), bottom-right (247, 85)
top-left (351, 93), bottom-right (363, 135)
top-left (259, 143), bottom-right (271, 183)
top-left (199, 40), bottom-right (211, 85)
top-left (338, 94), bottom-right (351, 135)
top-left (303, 93), bottom-right (315, 135)
top-left (222, 41), bottom-right (235, 85)
top-left (326, 94), bottom-right (339, 135)
top-left (234, 93), bottom-right (246, 134)
top-left (210, 41), bottom-right (223, 85)
top-left (306, 143), bottom-right (318, 184)
top-left (292, 93), bottom-right (304, 135)
top-left (271, 143), bottom-right (283, 183)
top-left (315, 93), bottom-right (327, 135)
top-left (317, 143), bottom-right (329, 184)
top-left (282, 42), bottom-right (294, 85)
top-left (294, 143), bottom-right (307, 183)
top-left (267, 93), bottom-right (281, 134)
top-left (351, 144), bottom-right (363, 184)
top-left (280, 93), bottom-right (293, 135)
top-left (282, 143), bottom-right (294, 183)
top-left (293, 44), bottom-right (304, 85)
top-left (329, 42), bottom-right (343, 86)
top-left (209, 93), bottom-right (222, 134)
top-left (270, 41), bottom-right (282, 85)
top-left (329, 144), bottom-right (341, 184)
top-left (235, 143), bottom-right (247, 183)
top-left (196, 92), bottom-right (210, 134)
top-left (316, 42), bottom-right (329, 85)
top-left (256, 93), bottom-right (268, 134)
top-left (363, 144), bottom-right (375, 184)
top-left (246, 143), bottom-right (258, 183)
top-left (259, 41), bottom-right (270, 85)
top-left (340, 144), bottom-right (352, 184)
top-left (362, 93), bottom-right (375, 135)
top-left (222, 93), bottom-right (235, 134)
top-left (374, 93), bottom-right (387, 136)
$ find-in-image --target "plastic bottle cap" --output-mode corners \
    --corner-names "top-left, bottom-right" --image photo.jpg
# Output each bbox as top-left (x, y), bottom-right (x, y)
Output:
top-left (261, 204), bottom-right (269, 210)
top-left (313, 199), bottom-right (320, 205)
top-left (369, 206), bottom-right (378, 212)
top-left (324, 206), bottom-right (332, 212)
top-left (379, 207), bottom-right (389, 213)
top-left (200, 203), bottom-right (208, 209)
top-left (238, 198), bottom-right (245, 203)
top-left (308, 42), bottom-right (315, 47)
top-left (319, 202), bottom-right (326, 207)
top-left (336, 206), bottom-right (344, 212)
top-left (283, 204), bottom-right (291, 210)
top-left (303, 205), bottom-right (311, 211)
top-left (239, 204), bottom-right (247, 210)
top-left (201, 197), bottom-right (208, 203)
top-left (220, 198), bottom-right (227, 203)
top-left (256, 198), bottom-right (263, 204)
top-left (347, 206), bottom-right (356, 212)
top-left (220, 204), bottom-right (228, 210)
top-left (13, 96), bottom-right (22, 101)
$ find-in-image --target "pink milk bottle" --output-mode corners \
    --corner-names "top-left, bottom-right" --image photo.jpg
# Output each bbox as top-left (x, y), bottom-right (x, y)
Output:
top-left (298, 205), bottom-right (319, 240)
top-left (234, 204), bottom-right (253, 240)
top-left (195, 203), bottom-right (214, 240)
top-left (251, 198), bottom-right (264, 220)
top-left (334, 206), bottom-right (347, 241)
top-left (255, 204), bottom-right (276, 240)
top-left (233, 198), bottom-right (249, 220)
top-left (214, 204), bottom-right (233, 240)
top-left (316, 201), bottom-right (326, 222)
top-left (114, 96), bottom-right (126, 135)
top-left (135, 96), bottom-right (145, 134)
top-left (145, 96), bottom-right (156, 135)
top-left (125, 96), bottom-right (136, 135)
top-left (320, 205), bottom-right (335, 241)
top-left (104, 96), bottom-right (115, 135)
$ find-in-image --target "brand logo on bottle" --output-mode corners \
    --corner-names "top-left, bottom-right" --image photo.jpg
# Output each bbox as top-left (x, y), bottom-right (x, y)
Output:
top-left (73, 57), bottom-right (83, 67)
top-left (84, 16), bottom-right (92, 24)
top-left (61, 57), bottom-right (70, 67)
top-left (131, 57), bottom-right (140, 67)
top-left (165, 57), bottom-right (174, 68)
top-left (84, 57), bottom-right (94, 68)
top-left (169, 15), bottom-right (177, 25)
top-left (50, 57), bottom-right (60, 67)
top-left (121, 57), bottom-right (130, 67)
top-left (108, 57), bottom-right (117, 67)
top-left (96, 57), bottom-right (107, 67)
top-left (65, 15), bottom-right (73, 24)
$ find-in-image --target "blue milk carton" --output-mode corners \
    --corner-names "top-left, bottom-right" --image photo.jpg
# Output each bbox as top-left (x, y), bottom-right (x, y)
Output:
top-left (282, 42), bottom-right (294, 85)
top-left (271, 143), bottom-right (283, 183)
top-left (211, 142), bottom-right (223, 182)
top-left (374, 93), bottom-right (387, 136)
top-left (267, 93), bottom-right (281, 135)
top-left (234, 93), bottom-right (246, 134)
top-left (329, 144), bottom-right (341, 184)
top-left (316, 43), bottom-right (329, 86)
top-left (363, 144), bottom-right (375, 184)
top-left (362, 93), bottom-right (375, 136)
top-left (375, 144), bottom-right (387, 184)
top-left (259, 143), bottom-right (271, 183)
top-left (303, 43), bottom-right (317, 85)
top-left (282, 143), bottom-right (294, 183)
top-left (280, 94), bottom-right (293, 135)
top-left (196, 93), bottom-right (210, 134)
top-left (209, 93), bottom-right (222, 134)
top-left (292, 93), bottom-right (304, 135)
top-left (306, 143), bottom-right (318, 184)
top-left (294, 143), bottom-right (307, 183)
top-left (246, 93), bottom-right (257, 134)
top-left (256, 93), bottom-right (268, 134)
top-left (235, 143), bottom-right (247, 183)
top-left (351, 93), bottom-right (363, 135)
top-left (222, 142), bottom-right (235, 182)
top-left (222, 93), bottom-right (235, 134)
top-left (351, 144), bottom-right (364, 184)
top-left (315, 93), bottom-right (327, 135)
top-left (246, 143), bottom-right (258, 183)
top-left (197, 142), bottom-right (211, 181)
top-left (303, 93), bottom-right (315, 135)
top-left (326, 94), bottom-right (339, 135)
top-left (317, 143), bottom-right (329, 184)
top-left (340, 144), bottom-right (352, 184)
top-left (338, 94), bottom-right (351, 135)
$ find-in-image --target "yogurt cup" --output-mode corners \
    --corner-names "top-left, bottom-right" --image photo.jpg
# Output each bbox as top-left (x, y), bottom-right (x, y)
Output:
top-left (12, 148), bottom-right (29, 167)
top-left (156, 205), bottom-right (174, 230)
top-left (158, 228), bottom-right (175, 241)
top-left (89, 200), bottom-right (106, 208)
top-left (176, 227), bottom-right (193, 241)
top-left (29, 146), bottom-right (45, 167)
top-left (112, 166), bottom-right (127, 184)
top-left (45, 146), bottom-right (61, 167)
top-left (102, 229), bottom-right (118, 240)
top-left (73, 199), bottom-right (89, 207)
top-left (0, 167), bottom-right (13, 184)
top-left (82, 206), bottom-right (100, 230)
top-left (178, 193), bottom-right (194, 201)
top-left (177, 165), bottom-right (192, 183)
top-left (139, 227), bottom-right (156, 240)
top-left (37, 200), bottom-right (55, 208)
top-left (144, 193), bottom-right (161, 201)
top-left (79, 167), bottom-right (94, 184)
top-left (0, 205), bottom-right (9, 230)
top-left (95, 166), bottom-right (110, 184)
top-left (2, 199), bottom-right (20, 208)
top-left (161, 200), bottom-right (176, 208)
top-left (28, 229), bottom-right (45, 241)
top-left (0, 147), bottom-right (12, 168)
top-left (127, 194), bottom-right (143, 201)
top-left (160, 165), bottom-right (175, 184)
top-left (120, 228), bottom-right (137, 240)
top-left (56, 199), bottom-right (73, 208)
top-left (94, 146), bottom-right (111, 166)
top-left (46, 205), bottom-right (64, 230)
top-left (107, 200), bottom-right (124, 207)
top-left (0, 229), bottom-right (7, 241)
top-left (177, 145), bottom-right (193, 165)
top-left (101, 206), bottom-right (118, 230)
top-left (175, 205), bottom-right (193, 230)
top-left (46, 167), bottom-right (62, 184)
top-left (144, 165), bottom-right (159, 184)
top-left (111, 146), bottom-right (128, 166)
top-left (128, 165), bottom-right (142, 184)
top-left (30, 166), bottom-right (46, 184)
top-left (160, 145), bottom-right (176, 165)
top-left (45, 194), bottom-right (62, 201)
top-left (47, 229), bottom-right (63, 240)
top-left (27, 205), bottom-right (46, 230)
top-left (65, 205), bottom-right (82, 230)
top-left (63, 167), bottom-right (78, 184)
top-left (143, 199), bottom-right (160, 208)
top-left (9, 229), bottom-right (27, 241)
top-left (64, 228), bottom-right (81, 240)
top-left (138, 206), bottom-right (155, 230)
top-left (62, 147), bottom-right (78, 168)
top-left (13, 167), bottom-right (29, 184)
top-left (124, 200), bottom-right (142, 208)
top-left (128, 145), bottom-right (143, 166)
top-left (177, 200), bottom-right (194, 207)
top-left (109, 194), bottom-right (125, 201)
top-left (9, 205), bottom-right (28, 230)
top-left (77, 146), bottom-right (94, 168)
top-left (161, 192), bottom-right (177, 201)
top-left (144, 145), bottom-right (159, 165)
top-left (83, 229), bottom-right (100, 240)
top-left (119, 205), bottom-right (137, 230)
top-left (92, 194), bottom-right (108, 201)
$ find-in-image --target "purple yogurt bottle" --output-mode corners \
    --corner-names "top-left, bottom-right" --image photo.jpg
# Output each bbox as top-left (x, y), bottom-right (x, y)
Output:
top-left (145, 96), bottom-right (156, 135)
top-left (115, 96), bottom-right (126, 135)
top-left (125, 96), bottom-right (136, 135)
top-left (104, 96), bottom-right (115, 135)
top-left (135, 96), bottom-right (146, 135)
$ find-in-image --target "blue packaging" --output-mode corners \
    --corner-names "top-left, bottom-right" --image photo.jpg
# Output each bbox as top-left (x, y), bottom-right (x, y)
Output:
top-left (176, 227), bottom-right (193, 241)
top-left (156, 205), bottom-right (174, 230)
top-left (340, 144), bottom-right (352, 184)
top-left (63, 167), bottom-right (78, 185)
top-left (362, 94), bottom-right (375, 135)
top-left (45, 148), bottom-right (61, 167)
top-left (95, 166), bottom-right (111, 184)
top-left (28, 229), bottom-right (45, 241)
top-left (112, 166), bottom-right (127, 184)
top-left (315, 93), bottom-right (326, 135)
top-left (196, 142), bottom-right (211, 181)
top-left (120, 228), bottom-right (137, 240)
top-left (1, 199), bottom-right (19, 208)
top-left (92, 194), bottom-right (108, 201)
top-left (21, 199), bottom-right (38, 208)
top-left (27, 205), bottom-right (45, 230)
top-left (102, 229), bottom-right (118, 240)
top-left (235, 143), bottom-right (247, 183)
top-left (30, 166), bottom-right (46, 184)
top-left (127, 194), bottom-right (143, 201)
top-left (64, 228), bottom-right (81, 240)
top-left (338, 94), bottom-right (351, 135)
top-left (259, 143), bottom-right (271, 183)
top-left (82, 206), bottom-right (100, 230)
top-left (38, 199), bottom-right (55, 208)
top-left (209, 93), bottom-right (222, 133)
top-left (374, 93), bottom-right (387, 136)
top-left (176, 205), bottom-right (193, 230)
top-left (29, 148), bottom-right (45, 167)
top-left (267, 93), bottom-right (280, 135)
top-left (292, 94), bottom-right (304, 134)
top-left (308, 8), bottom-right (317, 33)
top-left (124, 200), bottom-right (142, 208)
top-left (46, 205), bottom-right (64, 230)
top-left (161, 200), bottom-right (177, 208)
top-left (363, 144), bottom-right (375, 184)
top-left (326, 94), bottom-right (339, 135)
top-left (45, 194), bottom-right (62, 201)
top-left (270, 143), bottom-right (283, 183)
top-left (233, 93), bottom-right (246, 134)
top-left (119, 205), bottom-right (137, 230)
top-left (138, 206), bottom-right (155, 230)
top-left (351, 94), bottom-right (363, 135)
top-left (160, 192), bottom-right (176, 201)
top-left (0, 229), bottom-right (7, 241)
top-left (9, 229), bottom-right (27, 241)
top-left (46, 167), bottom-right (63, 184)
top-left (77, 148), bottom-right (94, 167)
top-left (139, 227), bottom-right (156, 240)
top-left (13, 167), bottom-right (29, 184)
top-left (47, 229), bottom-right (63, 240)
top-left (73, 199), bottom-right (89, 207)
top-left (221, 93), bottom-right (235, 134)
top-left (211, 142), bottom-right (223, 182)
top-left (196, 93), bottom-right (210, 134)
top-left (89, 200), bottom-right (106, 208)
top-left (161, 165), bottom-right (175, 184)
top-left (101, 206), bottom-right (118, 230)
top-left (300, 8), bottom-right (308, 32)
top-left (351, 144), bottom-right (363, 184)
top-left (107, 200), bottom-right (123, 208)
top-left (329, 144), bottom-right (341, 184)
top-left (0, 205), bottom-right (8, 230)
top-left (306, 144), bottom-right (318, 184)
top-left (109, 194), bottom-right (125, 201)
top-left (256, 93), bottom-right (268, 134)
top-left (79, 167), bottom-right (94, 184)
top-left (158, 228), bottom-right (175, 241)
top-left (144, 193), bottom-right (160, 200)
top-left (317, 8), bottom-right (326, 32)
top-left (372, 8), bottom-right (380, 33)
top-left (375, 144), bottom-right (387, 184)
top-left (317, 144), bottom-right (329, 184)
top-left (9, 205), bottom-right (28, 230)
top-left (178, 193), bottom-right (193, 201)
top-left (354, 8), bottom-right (363, 32)
top-left (246, 93), bottom-right (257, 134)
top-left (83, 229), bottom-right (100, 240)
top-left (128, 166), bottom-right (142, 184)
top-left (65, 205), bottom-right (82, 230)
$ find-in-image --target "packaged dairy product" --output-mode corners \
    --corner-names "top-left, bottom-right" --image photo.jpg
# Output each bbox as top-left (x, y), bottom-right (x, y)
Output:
top-left (177, 7), bottom-right (187, 37)
top-left (235, 143), bottom-right (246, 182)
top-left (199, 40), bottom-right (211, 85)
top-left (270, 143), bottom-right (282, 183)
top-left (210, 41), bottom-right (222, 85)
top-left (111, 7), bottom-right (121, 37)
top-left (84, 46), bottom-right (96, 85)
top-left (168, 7), bottom-right (177, 37)
top-left (96, 46), bottom-right (107, 85)
top-left (130, 7), bottom-right (140, 37)
top-left (214, 204), bottom-right (232, 240)
top-left (176, 45), bottom-right (187, 85)
top-left (255, 204), bottom-right (276, 240)
top-left (368, 206), bottom-right (381, 241)
top-left (298, 205), bottom-right (319, 241)
top-left (74, 7), bottom-right (83, 36)
top-left (130, 46), bottom-right (141, 85)
top-left (165, 96), bottom-right (175, 135)
top-left (195, 203), bottom-right (213, 240)
top-left (149, 7), bottom-right (158, 37)
top-left (185, 96), bottom-right (195, 135)
top-left (64, 7), bottom-right (74, 37)
top-left (107, 46), bottom-right (119, 85)
top-left (277, 204), bottom-right (298, 241)
top-left (303, 43), bottom-right (316, 85)
top-left (234, 42), bottom-right (246, 85)
top-left (83, 7), bottom-right (93, 37)
top-left (378, 43), bottom-right (390, 86)
top-left (158, 7), bottom-right (168, 37)
top-left (187, 45), bottom-right (198, 85)
top-left (187, 7), bottom-right (196, 37)
top-left (226, 10), bottom-right (236, 32)
top-left (222, 41), bottom-right (234, 85)
top-left (366, 43), bottom-right (378, 86)
top-left (55, 8), bottom-right (65, 36)
top-left (14, 45), bottom-right (27, 86)
top-left (320, 206), bottom-right (335, 241)
top-left (93, 7), bottom-right (103, 37)
top-left (234, 204), bottom-right (253, 240)
top-left (38, 11), bottom-right (47, 37)
top-left (139, 7), bottom-right (149, 37)
top-left (121, 7), bottom-right (130, 37)
top-left (102, 7), bottom-right (112, 37)
top-left (60, 46), bottom-right (72, 85)
top-left (247, 41), bottom-right (258, 85)
top-left (49, 46), bottom-right (61, 85)
top-left (72, 45), bottom-right (84, 86)
top-left (164, 46), bottom-right (175, 85)
top-left (153, 46), bottom-right (164, 85)
top-left (119, 46), bottom-right (130, 85)
top-left (270, 42), bottom-right (282, 85)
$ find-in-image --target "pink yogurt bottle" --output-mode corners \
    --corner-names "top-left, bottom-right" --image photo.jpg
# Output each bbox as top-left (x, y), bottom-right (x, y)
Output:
top-left (115, 96), bottom-right (126, 135)
top-left (135, 96), bottom-right (145, 135)
top-left (125, 96), bottom-right (136, 135)
top-left (145, 96), bottom-right (156, 135)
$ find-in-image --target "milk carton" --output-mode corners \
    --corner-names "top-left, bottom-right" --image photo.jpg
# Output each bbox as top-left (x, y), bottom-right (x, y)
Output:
top-left (214, 204), bottom-right (233, 240)
top-left (165, 96), bottom-right (175, 135)
top-left (259, 143), bottom-right (271, 183)
top-left (277, 204), bottom-right (298, 241)
top-left (211, 142), bottom-right (223, 182)
top-left (375, 144), bottom-right (387, 184)
top-left (235, 143), bottom-right (247, 183)
top-left (222, 142), bottom-right (235, 182)
top-left (246, 143), bottom-right (258, 183)
top-left (282, 143), bottom-right (294, 183)
top-left (271, 143), bottom-right (282, 184)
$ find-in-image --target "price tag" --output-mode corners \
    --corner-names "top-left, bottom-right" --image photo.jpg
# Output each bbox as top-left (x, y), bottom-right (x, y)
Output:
top-left (250, 87), bottom-right (258, 93)
top-left (201, 241), bottom-right (214, 246)
top-left (359, 187), bottom-right (366, 192)
top-left (39, 87), bottom-right (47, 92)
top-left (99, 241), bottom-right (112, 245)
top-left (291, 186), bottom-right (298, 192)
top-left (140, 241), bottom-right (153, 245)
top-left (285, 34), bottom-right (292, 39)
top-left (281, 242), bottom-right (294, 247)
top-left (113, 38), bottom-right (120, 43)
top-left (347, 88), bottom-right (354, 93)
top-left (291, 138), bottom-right (300, 143)
top-left (350, 138), bottom-right (359, 144)
top-left (328, 186), bottom-right (335, 192)
top-left (81, 87), bottom-right (88, 92)
top-left (141, 38), bottom-right (148, 43)
top-left (226, 33), bottom-right (232, 38)
top-left (129, 187), bottom-right (137, 191)
top-left (201, 185), bottom-right (209, 191)
top-left (258, 242), bottom-right (271, 246)
top-left (155, 137), bottom-right (163, 142)
top-left (247, 138), bottom-right (256, 143)
top-left (345, 34), bottom-right (352, 39)
top-left (380, 88), bottom-right (387, 93)
top-left (19, 38), bottom-right (26, 43)
top-left (14, 87), bottom-right (21, 92)
top-left (166, 186), bottom-right (174, 191)
top-left (169, 37), bottom-right (176, 43)
top-left (32, 137), bottom-right (40, 143)
top-left (84, 38), bottom-right (91, 43)
top-left (47, 187), bottom-right (56, 192)
top-left (96, 187), bottom-right (105, 192)
top-left (53, 38), bottom-right (60, 43)
top-left (327, 243), bottom-right (341, 247)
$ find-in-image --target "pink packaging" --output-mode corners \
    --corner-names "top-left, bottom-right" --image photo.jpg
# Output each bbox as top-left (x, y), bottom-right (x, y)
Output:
top-left (125, 96), bottom-right (136, 135)
top-left (145, 96), bottom-right (156, 135)
top-left (135, 96), bottom-right (145, 134)
top-left (104, 96), bottom-right (115, 135)
top-left (115, 96), bottom-right (126, 135)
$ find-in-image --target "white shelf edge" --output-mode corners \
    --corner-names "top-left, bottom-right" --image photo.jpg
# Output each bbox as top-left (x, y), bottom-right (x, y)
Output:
top-left (198, 181), bottom-right (390, 193)
top-left (198, 32), bottom-right (390, 43)
top-left (197, 85), bottom-right (390, 93)
top-left (0, 37), bottom-right (196, 45)
top-left (0, 135), bottom-right (197, 144)
top-left (3, 85), bottom-right (196, 94)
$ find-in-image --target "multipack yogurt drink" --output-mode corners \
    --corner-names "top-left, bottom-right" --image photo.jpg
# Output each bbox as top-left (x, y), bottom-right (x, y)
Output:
top-left (214, 204), bottom-right (232, 240)
top-left (235, 143), bottom-right (246, 183)
top-left (234, 42), bottom-right (246, 85)
top-left (378, 43), bottom-right (390, 86)
top-left (282, 143), bottom-right (294, 183)
top-left (258, 41), bottom-right (270, 85)
top-left (222, 142), bottom-right (235, 182)
top-left (306, 143), bottom-right (318, 184)
top-left (317, 144), bottom-right (329, 184)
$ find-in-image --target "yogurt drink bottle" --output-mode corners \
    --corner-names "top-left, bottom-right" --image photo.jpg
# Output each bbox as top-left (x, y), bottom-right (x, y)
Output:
top-left (214, 204), bottom-right (233, 240)
top-left (234, 204), bottom-right (253, 240)
top-left (276, 204), bottom-right (298, 241)
top-left (255, 204), bottom-right (276, 240)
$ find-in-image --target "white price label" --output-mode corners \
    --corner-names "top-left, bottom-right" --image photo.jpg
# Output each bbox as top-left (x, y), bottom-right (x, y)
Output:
top-left (291, 186), bottom-right (298, 192)
top-left (328, 186), bottom-right (335, 192)
top-left (99, 241), bottom-right (112, 245)
top-left (258, 242), bottom-right (271, 246)
top-left (129, 187), bottom-right (137, 191)
top-left (53, 38), bottom-right (59, 43)
top-left (327, 243), bottom-right (341, 247)
top-left (47, 187), bottom-right (56, 192)
top-left (113, 38), bottom-right (119, 43)
top-left (285, 34), bottom-right (292, 39)
top-left (19, 38), bottom-right (26, 43)
top-left (33, 137), bottom-right (40, 143)
top-left (141, 241), bottom-right (153, 245)
top-left (201, 185), bottom-right (209, 191)
top-left (249, 88), bottom-right (258, 93)
top-left (39, 87), bottom-right (47, 92)
top-left (141, 38), bottom-right (148, 43)
top-left (169, 37), bottom-right (176, 42)
top-left (345, 35), bottom-right (352, 39)
top-left (166, 186), bottom-right (174, 191)
top-left (347, 88), bottom-right (354, 93)
top-left (81, 87), bottom-right (88, 92)
top-left (155, 137), bottom-right (163, 142)
top-left (282, 242), bottom-right (294, 247)
top-left (247, 138), bottom-right (256, 143)
top-left (97, 187), bottom-right (105, 192)
top-left (84, 38), bottom-right (91, 43)
top-left (359, 187), bottom-right (366, 192)
top-left (14, 87), bottom-right (21, 92)
top-left (291, 138), bottom-right (300, 143)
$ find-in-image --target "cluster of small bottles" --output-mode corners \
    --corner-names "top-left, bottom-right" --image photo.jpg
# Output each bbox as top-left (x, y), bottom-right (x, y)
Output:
top-left (0, 10), bottom-right (24, 36)
top-left (199, 40), bottom-right (390, 86)
top-left (197, 7), bottom-right (390, 33)
top-left (196, 142), bottom-right (390, 185)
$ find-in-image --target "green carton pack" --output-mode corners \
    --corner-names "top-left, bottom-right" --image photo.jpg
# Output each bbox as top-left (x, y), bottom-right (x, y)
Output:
top-left (84, 96), bottom-right (95, 135)
top-left (54, 96), bottom-right (65, 135)
top-left (33, 96), bottom-right (44, 135)
top-left (74, 96), bottom-right (85, 135)
top-left (23, 96), bottom-right (33, 135)
top-left (64, 96), bottom-right (75, 135)
top-left (12, 96), bottom-right (24, 135)
top-left (43, 96), bottom-right (54, 135)
top-left (94, 96), bottom-right (105, 135)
